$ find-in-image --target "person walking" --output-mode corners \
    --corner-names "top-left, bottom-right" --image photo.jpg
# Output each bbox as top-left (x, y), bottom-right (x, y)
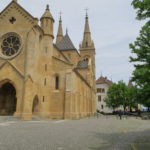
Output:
top-left (118, 110), bottom-right (122, 120)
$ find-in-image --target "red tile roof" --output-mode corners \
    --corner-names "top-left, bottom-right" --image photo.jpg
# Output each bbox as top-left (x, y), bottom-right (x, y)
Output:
top-left (96, 76), bottom-right (113, 86)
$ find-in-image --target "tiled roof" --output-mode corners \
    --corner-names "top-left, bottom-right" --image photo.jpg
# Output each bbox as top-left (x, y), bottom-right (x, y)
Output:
top-left (56, 33), bottom-right (76, 51)
top-left (76, 60), bottom-right (88, 69)
top-left (96, 76), bottom-right (113, 86)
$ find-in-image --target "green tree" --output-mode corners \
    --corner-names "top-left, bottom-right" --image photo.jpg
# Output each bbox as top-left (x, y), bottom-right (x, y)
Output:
top-left (126, 86), bottom-right (139, 111)
top-left (129, 22), bottom-right (150, 110)
top-left (132, 0), bottom-right (150, 20)
top-left (105, 81), bottom-right (128, 111)
top-left (104, 83), bottom-right (121, 110)
top-left (105, 81), bottom-right (139, 111)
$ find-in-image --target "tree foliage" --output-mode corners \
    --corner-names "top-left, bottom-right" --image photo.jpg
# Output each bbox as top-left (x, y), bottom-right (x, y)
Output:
top-left (132, 0), bottom-right (150, 20)
top-left (105, 81), bottom-right (138, 110)
top-left (126, 86), bottom-right (139, 110)
top-left (130, 22), bottom-right (150, 108)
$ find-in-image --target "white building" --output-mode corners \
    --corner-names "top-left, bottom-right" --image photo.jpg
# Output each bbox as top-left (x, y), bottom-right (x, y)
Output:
top-left (96, 76), bottom-right (113, 113)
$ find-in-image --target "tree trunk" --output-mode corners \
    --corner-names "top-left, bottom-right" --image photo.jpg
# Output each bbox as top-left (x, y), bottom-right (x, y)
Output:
top-left (130, 106), bottom-right (132, 112)
top-left (123, 106), bottom-right (126, 111)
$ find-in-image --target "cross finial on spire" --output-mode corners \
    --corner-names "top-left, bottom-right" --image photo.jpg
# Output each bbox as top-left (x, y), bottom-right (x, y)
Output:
top-left (46, 4), bottom-right (50, 11)
top-left (85, 8), bottom-right (89, 18)
top-left (59, 11), bottom-right (62, 21)
top-left (66, 28), bottom-right (68, 34)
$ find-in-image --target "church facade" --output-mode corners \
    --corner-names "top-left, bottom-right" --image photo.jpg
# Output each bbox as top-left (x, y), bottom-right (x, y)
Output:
top-left (0, 0), bottom-right (96, 120)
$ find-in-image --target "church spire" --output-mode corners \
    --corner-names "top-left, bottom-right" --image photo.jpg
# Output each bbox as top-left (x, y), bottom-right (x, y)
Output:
top-left (81, 12), bottom-right (94, 48)
top-left (56, 14), bottom-right (63, 44)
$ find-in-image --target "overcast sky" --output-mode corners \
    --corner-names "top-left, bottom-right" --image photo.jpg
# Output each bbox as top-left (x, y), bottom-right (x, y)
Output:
top-left (0, 0), bottom-right (145, 83)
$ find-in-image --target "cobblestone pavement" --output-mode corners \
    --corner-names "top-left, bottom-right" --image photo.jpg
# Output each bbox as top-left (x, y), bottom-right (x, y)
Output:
top-left (0, 115), bottom-right (150, 150)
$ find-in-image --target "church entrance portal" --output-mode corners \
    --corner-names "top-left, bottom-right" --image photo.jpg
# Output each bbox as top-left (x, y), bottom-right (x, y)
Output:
top-left (0, 82), bottom-right (17, 115)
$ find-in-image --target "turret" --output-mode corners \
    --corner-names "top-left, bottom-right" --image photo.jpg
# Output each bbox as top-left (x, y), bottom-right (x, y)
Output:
top-left (40, 5), bottom-right (54, 39)
top-left (56, 15), bottom-right (63, 44)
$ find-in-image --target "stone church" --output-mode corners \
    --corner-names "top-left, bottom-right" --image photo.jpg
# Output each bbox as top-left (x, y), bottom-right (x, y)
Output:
top-left (0, 0), bottom-right (96, 120)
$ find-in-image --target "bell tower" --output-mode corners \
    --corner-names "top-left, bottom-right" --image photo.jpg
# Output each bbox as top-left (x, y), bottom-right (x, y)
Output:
top-left (80, 12), bottom-right (96, 114)
top-left (80, 12), bottom-right (96, 78)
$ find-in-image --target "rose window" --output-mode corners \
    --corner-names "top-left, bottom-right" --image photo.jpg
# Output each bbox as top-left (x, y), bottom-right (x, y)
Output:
top-left (1, 33), bottom-right (21, 57)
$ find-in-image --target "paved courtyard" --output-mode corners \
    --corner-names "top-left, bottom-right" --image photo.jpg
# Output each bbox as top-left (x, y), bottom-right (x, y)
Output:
top-left (0, 115), bottom-right (150, 150)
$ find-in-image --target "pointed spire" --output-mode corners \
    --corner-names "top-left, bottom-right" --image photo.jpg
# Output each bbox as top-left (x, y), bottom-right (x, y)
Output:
top-left (66, 28), bottom-right (68, 35)
top-left (56, 13), bottom-right (63, 44)
top-left (46, 4), bottom-right (49, 11)
top-left (40, 5), bottom-right (54, 38)
top-left (81, 11), bottom-right (93, 48)
top-left (41, 4), bottom-right (54, 21)
top-left (13, 0), bottom-right (17, 2)
top-left (84, 9), bottom-right (90, 33)
top-left (56, 30), bottom-right (76, 50)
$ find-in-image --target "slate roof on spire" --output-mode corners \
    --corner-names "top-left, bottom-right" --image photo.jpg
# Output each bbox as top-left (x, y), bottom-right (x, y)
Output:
top-left (56, 32), bottom-right (76, 50)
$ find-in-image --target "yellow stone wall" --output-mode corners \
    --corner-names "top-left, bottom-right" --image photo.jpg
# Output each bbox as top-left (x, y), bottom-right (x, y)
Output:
top-left (0, 1), bottom-right (96, 120)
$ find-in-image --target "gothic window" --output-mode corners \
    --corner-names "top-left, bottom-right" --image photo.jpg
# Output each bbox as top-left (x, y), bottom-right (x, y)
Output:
top-left (1, 33), bottom-right (21, 57)
top-left (44, 78), bottom-right (46, 86)
top-left (85, 58), bottom-right (89, 61)
top-left (101, 105), bottom-right (104, 109)
top-left (45, 64), bottom-right (47, 71)
top-left (43, 96), bottom-right (45, 102)
top-left (55, 76), bottom-right (59, 90)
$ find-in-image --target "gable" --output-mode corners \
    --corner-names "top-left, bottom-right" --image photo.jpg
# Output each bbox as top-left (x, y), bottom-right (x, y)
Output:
top-left (53, 44), bottom-right (71, 64)
top-left (0, 61), bottom-right (24, 78)
top-left (0, 1), bottom-right (38, 27)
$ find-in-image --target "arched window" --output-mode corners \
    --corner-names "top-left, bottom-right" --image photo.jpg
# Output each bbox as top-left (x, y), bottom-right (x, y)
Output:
top-left (84, 58), bottom-right (89, 61)
top-left (55, 76), bottom-right (59, 90)
top-left (85, 58), bottom-right (89, 61)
